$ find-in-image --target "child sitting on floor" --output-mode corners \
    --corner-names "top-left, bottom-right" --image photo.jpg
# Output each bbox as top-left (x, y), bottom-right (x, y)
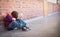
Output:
top-left (8, 11), bottom-right (30, 31)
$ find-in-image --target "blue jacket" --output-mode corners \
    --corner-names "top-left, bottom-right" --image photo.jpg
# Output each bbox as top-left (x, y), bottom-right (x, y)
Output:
top-left (8, 18), bottom-right (26, 29)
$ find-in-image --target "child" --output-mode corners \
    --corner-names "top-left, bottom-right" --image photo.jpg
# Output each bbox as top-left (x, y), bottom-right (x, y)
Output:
top-left (4, 14), bottom-right (12, 30)
top-left (8, 11), bottom-right (30, 31)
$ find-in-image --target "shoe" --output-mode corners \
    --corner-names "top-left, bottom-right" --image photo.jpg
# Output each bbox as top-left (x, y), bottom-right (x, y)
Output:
top-left (22, 27), bottom-right (27, 31)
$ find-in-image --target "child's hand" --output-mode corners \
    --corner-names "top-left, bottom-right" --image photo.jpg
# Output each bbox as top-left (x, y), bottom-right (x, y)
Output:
top-left (12, 18), bottom-right (16, 21)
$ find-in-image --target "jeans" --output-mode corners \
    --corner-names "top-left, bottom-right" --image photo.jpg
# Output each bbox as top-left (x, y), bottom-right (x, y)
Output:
top-left (8, 19), bottom-right (26, 30)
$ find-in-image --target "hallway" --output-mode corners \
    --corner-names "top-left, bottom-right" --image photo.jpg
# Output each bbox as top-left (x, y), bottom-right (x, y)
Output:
top-left (0, 13), bottom-right (60, 37)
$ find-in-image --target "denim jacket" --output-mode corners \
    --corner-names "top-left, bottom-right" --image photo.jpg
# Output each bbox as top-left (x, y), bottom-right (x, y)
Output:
top-left (9, 18), bottom-right (26, 29)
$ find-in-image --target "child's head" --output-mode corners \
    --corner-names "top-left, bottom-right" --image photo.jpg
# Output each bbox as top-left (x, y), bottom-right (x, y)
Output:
top-left (11, 11), bottom-right (18, 18)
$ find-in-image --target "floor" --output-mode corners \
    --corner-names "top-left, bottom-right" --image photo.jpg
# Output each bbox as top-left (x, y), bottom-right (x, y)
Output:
top-left (0, 13), bottom-right (60, 37)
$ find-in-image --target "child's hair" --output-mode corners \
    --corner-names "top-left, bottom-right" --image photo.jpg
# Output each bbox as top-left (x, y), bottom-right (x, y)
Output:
top-left (11, 11), bottom-right (18, 18)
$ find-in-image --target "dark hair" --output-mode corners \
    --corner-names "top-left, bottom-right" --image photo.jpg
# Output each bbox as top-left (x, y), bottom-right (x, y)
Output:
top-left (11, 11), bottom-right (18, 18)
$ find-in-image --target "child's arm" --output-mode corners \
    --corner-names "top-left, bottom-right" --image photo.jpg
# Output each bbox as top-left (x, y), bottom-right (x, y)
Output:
top-left (16, 18), bottom-right (26, 26)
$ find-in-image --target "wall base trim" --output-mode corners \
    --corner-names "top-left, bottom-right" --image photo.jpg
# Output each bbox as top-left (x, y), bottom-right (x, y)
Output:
top-left (25, 16), bottom-right (44, 23)
top-left (25, 12), bottom-right (60, 23)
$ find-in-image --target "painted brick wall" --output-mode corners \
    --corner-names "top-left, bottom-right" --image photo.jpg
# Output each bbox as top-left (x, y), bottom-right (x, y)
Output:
top-left (48, 2), bottom-right (60, 14)
top-left (0, 0), bottom-right (60, 20)
top-left (48, 3), bottom-right (54, 13)
top-left (53, 4), bottom-right (60, 12)
top-left (0, 0), bottom-right (44, 20)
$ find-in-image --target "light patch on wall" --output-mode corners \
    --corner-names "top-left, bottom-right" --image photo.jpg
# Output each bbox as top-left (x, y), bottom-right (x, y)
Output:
top-left (47, 0), bottom-right (57, 3)
top-left (20, 13), bottom-right (23, 17)
top-left (58, 0), bottom-right (60, 4)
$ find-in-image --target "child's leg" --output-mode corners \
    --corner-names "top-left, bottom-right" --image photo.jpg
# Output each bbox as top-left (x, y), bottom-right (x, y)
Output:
top-left (25, 26), bottom-right (30, 29)
top-left (8, 21), bottom-right (19, 30)
top-left (21, 24), bottom-right (31, 31)
top-left (24, 25), bottom-right (31, 30)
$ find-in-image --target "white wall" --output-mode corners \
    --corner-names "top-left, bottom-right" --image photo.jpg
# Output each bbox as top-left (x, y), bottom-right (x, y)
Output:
top-left (47, 0), bottom-right (57, 3)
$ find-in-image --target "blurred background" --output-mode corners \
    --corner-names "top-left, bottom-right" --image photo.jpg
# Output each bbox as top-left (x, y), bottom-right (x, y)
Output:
top-left (0, 0), bottom-right (60, 37)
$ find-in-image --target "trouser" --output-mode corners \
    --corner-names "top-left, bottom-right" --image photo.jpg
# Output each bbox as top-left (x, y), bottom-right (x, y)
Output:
top-left (8, 21), bottom-right (26, 31)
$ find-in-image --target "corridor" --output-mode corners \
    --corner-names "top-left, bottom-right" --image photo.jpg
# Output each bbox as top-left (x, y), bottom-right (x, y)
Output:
top-left (0, 13), bottom-right (60, 37)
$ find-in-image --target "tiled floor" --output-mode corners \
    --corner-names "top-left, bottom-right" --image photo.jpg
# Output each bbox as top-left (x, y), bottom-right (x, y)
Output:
top-left (0, 13), bottom-right (60, 37)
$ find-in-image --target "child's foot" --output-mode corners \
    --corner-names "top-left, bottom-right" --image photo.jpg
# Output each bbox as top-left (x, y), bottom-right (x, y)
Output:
top-left (14, 27), bottom-right (18, 30)
top-left (22, 27), bottom-right (31, 31)
top-left (22, 27), bottom-right (27, 31)
top-left (25, 27), bottom-right (31, 30)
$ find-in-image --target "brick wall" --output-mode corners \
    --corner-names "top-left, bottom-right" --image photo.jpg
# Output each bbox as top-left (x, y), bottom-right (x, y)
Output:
top-left (0, 0), bottom-right (60, 20)
top-left (48, 2), bottom-right (60, 14)
top-left (0, 0), bottom-right (44, 20)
